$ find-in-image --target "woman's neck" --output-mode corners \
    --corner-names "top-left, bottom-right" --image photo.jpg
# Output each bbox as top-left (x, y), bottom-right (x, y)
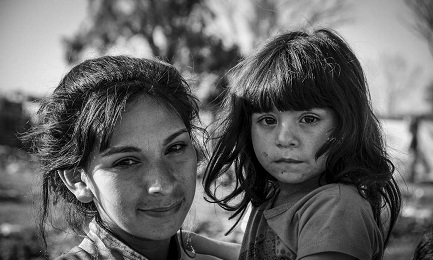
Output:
top-left (99, 220), bottom-right (174, 260)
top-left (128, 237), bottom-right (172, 260)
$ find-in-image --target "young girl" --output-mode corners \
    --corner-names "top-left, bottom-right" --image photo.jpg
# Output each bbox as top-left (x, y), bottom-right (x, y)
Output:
top-left (201, 28), bottom-right (402, 259)
top-left (24, 55), bottom-right (213, 259)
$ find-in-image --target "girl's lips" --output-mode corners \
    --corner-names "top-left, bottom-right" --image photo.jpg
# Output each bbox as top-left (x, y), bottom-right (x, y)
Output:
top-left (275, 158), bottom-right (302, 163)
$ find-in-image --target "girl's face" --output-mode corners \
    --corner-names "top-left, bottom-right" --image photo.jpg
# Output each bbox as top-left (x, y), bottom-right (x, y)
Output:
top-left (85, 96), bottom-right (197, 243)
top-left (251, 108), bottom-right (335, 185)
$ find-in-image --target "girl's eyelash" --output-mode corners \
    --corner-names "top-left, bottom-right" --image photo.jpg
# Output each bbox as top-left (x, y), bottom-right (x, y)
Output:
top-left (257, 113), bottom-right (274, 120)
top-left (301, 114), bottom-right (319, 123)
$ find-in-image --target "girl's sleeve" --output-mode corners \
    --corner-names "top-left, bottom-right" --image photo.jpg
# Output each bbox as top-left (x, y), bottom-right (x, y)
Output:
top-left (295, 185), bottom-right (384, 260)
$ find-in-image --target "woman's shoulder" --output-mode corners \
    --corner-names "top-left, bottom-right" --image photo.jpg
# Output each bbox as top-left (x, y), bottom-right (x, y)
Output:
top-left (53, 246), bottom-right (93, 260)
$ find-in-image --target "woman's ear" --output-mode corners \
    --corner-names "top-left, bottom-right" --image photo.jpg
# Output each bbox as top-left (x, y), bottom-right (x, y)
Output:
top-left (58, 168), bottom-right (94, 203)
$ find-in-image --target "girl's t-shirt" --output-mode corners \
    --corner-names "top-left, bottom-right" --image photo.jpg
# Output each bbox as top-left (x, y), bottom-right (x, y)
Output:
top-left (239, 183), bottom-right (384, 260)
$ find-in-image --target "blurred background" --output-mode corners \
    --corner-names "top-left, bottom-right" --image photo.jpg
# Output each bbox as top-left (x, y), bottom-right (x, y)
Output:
top-left (0, 0), bottom-right (432, 259)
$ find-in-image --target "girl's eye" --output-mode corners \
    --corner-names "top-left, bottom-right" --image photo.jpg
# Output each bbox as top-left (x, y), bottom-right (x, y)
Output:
top-left (301, 115), bottom-right (319, 124)
top-left (259, 116), bottom-right (277, 125)
top-left (166, 143), bottom-right (187, 154)
top-left (113, 158), bottom-right (139, 168)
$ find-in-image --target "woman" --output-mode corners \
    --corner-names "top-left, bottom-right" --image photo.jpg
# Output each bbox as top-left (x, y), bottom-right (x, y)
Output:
top-left (24, 55), bottom-right (208, 259)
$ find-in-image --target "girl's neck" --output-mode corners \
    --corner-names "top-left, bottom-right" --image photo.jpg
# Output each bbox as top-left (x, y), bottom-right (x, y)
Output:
top-left (274, 175), bottom-right (322, 208)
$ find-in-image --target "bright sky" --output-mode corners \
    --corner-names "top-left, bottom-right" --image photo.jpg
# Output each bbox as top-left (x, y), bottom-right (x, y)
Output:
top-left (1, 0), bottom-right (432, 114)
top-left (0, 0), bottom-right (87, 97)
top-left (337, 0), bottom-right (433, 114)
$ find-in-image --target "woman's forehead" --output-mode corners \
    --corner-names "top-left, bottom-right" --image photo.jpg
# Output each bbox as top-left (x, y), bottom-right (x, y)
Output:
top-left (115, 96), bottom-right (185, 134)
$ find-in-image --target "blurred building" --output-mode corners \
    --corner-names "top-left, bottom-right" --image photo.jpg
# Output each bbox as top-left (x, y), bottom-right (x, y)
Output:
top-left (0, 94), bottom-right (33, 148)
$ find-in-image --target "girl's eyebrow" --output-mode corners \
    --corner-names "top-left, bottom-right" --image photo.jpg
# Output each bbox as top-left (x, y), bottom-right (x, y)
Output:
top-left (99, 128), bottom-right (189, 157)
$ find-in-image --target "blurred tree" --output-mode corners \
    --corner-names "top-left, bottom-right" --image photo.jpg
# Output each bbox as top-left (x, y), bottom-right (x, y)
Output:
top-left (381, 54), bottom-right (424, 117)
top-left (63, 0), bottom-right (352, 113)
top-left (205, 0), bottom-right (352, 54)
top-left (405, 0), bottom-right (433, 112)
top-left (425, 80), bottom-right (433, 112)
top-left (64, 0), bottom-right (240, 73)
top-left (252, 0), bottom-right (353, 47)
top-left (64, 0), bottom-right (242, 112)
top-left (405, 0), bottom-right (433, 56)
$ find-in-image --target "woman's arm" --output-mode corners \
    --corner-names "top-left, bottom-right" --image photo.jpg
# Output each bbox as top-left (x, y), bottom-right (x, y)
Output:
top-left (184, 231), bottom-right (240, 260)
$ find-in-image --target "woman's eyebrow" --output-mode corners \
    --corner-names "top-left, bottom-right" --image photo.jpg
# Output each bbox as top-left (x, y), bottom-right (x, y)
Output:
top-left (100, 146), bottom-right (140, 157)
top-left (99, 128), bottom-right (189, 157)
top-left (163, 128), bottom-right (189, 146)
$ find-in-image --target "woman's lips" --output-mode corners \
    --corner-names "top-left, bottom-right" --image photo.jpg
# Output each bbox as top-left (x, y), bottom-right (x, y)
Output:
top-left (138, 200), bottom-right (182, 217)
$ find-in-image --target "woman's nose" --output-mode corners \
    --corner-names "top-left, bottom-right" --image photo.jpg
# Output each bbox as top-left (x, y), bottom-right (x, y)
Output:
top-left (146, 162), bottom-right (176, 195)
top-left (275, 124), bottom-right (299, 148)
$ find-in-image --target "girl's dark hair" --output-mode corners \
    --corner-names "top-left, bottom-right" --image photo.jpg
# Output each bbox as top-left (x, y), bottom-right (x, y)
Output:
top-left (203, 28), bottom-right (401, 248)
top-left (22, 55), bottom-right (201, 249)
top-left (413, 225), bottom-right (433, 260)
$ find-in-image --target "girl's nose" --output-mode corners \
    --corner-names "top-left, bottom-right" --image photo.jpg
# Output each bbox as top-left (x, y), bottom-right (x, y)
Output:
top-left (146, 162), bottom-right (176, 195)
top-left (275, 124), bottom-right (299, 148)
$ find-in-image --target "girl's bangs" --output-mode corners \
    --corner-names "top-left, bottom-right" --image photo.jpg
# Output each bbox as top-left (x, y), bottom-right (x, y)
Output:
top-left (244, 59), bottom-right (331, 113)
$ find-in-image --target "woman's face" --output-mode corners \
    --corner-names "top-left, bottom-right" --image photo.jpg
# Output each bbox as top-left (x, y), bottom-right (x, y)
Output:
top-left (85, 96), bottom-right (197, 242)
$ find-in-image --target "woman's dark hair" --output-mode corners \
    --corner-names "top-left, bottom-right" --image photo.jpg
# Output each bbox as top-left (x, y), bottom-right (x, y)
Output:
top-left (22, 55), bottom-right (201, 248)
top-left (203, 28), bottom-right (401, 248)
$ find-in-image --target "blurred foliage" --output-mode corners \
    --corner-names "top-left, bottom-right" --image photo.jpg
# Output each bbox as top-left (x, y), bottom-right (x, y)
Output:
top-left (63, 0), bottom-right (242, 112)
top-left (63, 0), bottom-right (352, 112)
top-left (65, 0), bottom-right (220, 66)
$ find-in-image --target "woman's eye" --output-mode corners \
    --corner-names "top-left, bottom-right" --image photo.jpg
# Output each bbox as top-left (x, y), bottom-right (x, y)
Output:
top-left (166, 143), bottom-right (186, 154)
top-left (113, 158), bottom-right (138, 168)
top-left (301, 115), bottom-right (319, 124)
top-left (259, 117), bottom-right (276, 125)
